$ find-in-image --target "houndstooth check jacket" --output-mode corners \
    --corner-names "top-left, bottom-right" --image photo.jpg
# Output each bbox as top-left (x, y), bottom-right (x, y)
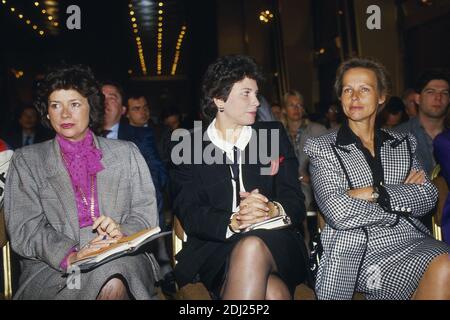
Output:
top-left (304, 124), bottom-right (445, 300)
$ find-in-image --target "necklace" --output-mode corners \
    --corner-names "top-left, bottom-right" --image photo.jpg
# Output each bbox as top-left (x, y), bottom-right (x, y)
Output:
top-left (60, 152), bottom-right (96, 222)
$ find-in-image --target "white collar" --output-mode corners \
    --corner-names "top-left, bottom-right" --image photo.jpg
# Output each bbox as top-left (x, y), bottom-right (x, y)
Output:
top-left (207, 118), bottom-right (252, 156)
top-left (110, 122), bottom-right (120, 133)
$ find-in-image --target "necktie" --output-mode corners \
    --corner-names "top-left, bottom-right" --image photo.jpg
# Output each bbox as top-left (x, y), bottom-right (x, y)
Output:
top-left (230, 146), bottom-right (240, 206)
top-left (24, 136), bottom-right (32, 146)
top-left (101, 130), bottom-right (111, 138)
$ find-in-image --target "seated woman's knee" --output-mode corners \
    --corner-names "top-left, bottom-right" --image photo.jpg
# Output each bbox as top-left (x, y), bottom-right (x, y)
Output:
top-left (428, 254), bottom-right (450, 281)
top-left (232, 236), bottom-right (269, 258)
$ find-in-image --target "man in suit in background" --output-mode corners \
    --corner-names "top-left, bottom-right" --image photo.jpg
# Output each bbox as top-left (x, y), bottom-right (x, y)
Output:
top-left (101, 81), bottom-right (167, 221)
top-left (102, 81), bottom-right (173, 284)
top-left (395, 70), bottom-right (450, 231)
top-left (4, 106), bottom-right (53, 150)
top-left (126, 94), bottom-right (151, 128)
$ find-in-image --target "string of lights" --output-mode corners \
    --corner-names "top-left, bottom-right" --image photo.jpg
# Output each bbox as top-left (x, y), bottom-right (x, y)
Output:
top-left (129, 1), bottom-right (148, 75)
top-left (156, 2), bottom-right (164, 75)
top-left (33, 1), bottom-right (59, 28)
top-left (171, 25), bottom-right (186, 76)
top-left (1, 0), bottom-right (46, 36)
top-left (259, 10), bottom-right (274, 23)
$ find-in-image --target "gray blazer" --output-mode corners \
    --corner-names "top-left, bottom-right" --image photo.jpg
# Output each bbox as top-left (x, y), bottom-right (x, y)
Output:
top-left (4, 136), bottom-right (160, 299)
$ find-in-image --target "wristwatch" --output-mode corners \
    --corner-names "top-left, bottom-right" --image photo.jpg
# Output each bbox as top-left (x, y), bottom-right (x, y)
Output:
top-left (371, 186), bottom-right (380, 202)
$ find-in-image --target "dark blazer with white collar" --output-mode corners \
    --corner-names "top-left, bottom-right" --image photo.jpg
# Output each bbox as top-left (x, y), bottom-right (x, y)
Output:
top-left (304, 124), bottom-right (438, 299)
top-left (169, 121), bottom-right (306, 287)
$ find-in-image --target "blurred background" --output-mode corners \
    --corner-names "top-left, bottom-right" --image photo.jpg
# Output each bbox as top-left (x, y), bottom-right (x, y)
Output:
top-left (1, 0), bottom-right (449, 129)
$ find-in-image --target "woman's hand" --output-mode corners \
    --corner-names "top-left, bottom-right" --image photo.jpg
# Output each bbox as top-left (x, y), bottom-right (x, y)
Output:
top-left (234, 189), bottom-right (272, 230)
top-left (404, 170), bottom-right (426, 185)
top-left (92, 215), bottom-right (124, 239)
top-left (67, 234), bottom-right (118, 267)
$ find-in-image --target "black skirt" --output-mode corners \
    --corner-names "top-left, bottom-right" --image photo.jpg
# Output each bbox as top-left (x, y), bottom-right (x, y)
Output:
top-left (197, 228), bottom-right (308, 298)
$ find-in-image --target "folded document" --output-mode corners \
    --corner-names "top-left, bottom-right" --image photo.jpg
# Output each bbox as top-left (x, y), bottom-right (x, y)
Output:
top-left (70, 227), bottom-right (171, 272)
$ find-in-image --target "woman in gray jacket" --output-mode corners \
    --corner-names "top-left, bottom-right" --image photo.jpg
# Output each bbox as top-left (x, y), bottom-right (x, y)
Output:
top-left (4, 65), bottom-right (160, 300)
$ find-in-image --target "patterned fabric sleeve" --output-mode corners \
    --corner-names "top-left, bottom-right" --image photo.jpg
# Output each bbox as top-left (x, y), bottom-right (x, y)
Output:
top-left (0, 140), bottom-right (13, 206)
top-left (305, 137), bottom-right (397, 230)
top-left (4, 150), bottom-right (78, 271)
top-left (378, 134), bottom-right (438, 218)
top-left (119, 143), bottom-right (158, 236)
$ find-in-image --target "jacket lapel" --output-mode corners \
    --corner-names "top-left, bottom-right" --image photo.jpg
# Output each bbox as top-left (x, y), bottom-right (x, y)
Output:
top-left (380, 136), bottom-right (411, 184)
top-left (44, 139), bottom-right (80, 240)
top-left (332, 143), bottom-right (373, 189)
top-left (93, 136), bottom-right (121, 219)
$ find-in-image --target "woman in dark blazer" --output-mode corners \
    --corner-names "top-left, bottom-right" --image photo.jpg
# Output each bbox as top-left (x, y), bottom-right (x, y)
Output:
top-left (304, 58), bottom-right (449, 299)
top-left (4, 65), bottom-right (160, 299)
top-left (170, 55), bottom-right (308, 300)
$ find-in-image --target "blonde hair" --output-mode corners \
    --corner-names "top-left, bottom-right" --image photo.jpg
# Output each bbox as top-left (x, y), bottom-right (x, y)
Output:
top-left (281, 89), bottom-right (307, 129)
top-left (282, 90), bottom-right (304, 108)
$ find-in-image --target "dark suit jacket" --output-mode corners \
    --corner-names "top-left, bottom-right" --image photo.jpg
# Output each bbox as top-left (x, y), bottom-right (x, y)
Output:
top-left (118, 120), bottom-right (168, 215)
top-left (169, 121), bottom-right (306, 286)
top-left (5, 126), bottom-right (54, 150)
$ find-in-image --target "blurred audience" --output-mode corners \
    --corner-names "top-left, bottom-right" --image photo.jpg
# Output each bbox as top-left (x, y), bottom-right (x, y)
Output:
top-left (402, 88), bottom-right (419, 119)
top-left (4, 106), bottom-right (53, 149)
top-left (271, 102), bottom-right (282, 121)
top-left (256, 95), bottom-right (276, 122)
top-left (396, 70), bottom-right (450, 231)
top-left (323, 102), bottom-right (342, 130)
top-left (281, 89), bottom-right (327, 250)
top-left (101, 81), bottom-right (167, 222)
top-left (126, 94), bottom-right (151, 128)
top-left (378, 96), bottom-right (408, 129)
top-left (396, 70), bottom-right (450, 176)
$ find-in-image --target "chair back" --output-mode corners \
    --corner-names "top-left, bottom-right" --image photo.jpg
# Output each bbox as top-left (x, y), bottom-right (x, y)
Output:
top-left (0, 207), bottom-right (13, 300)
top-left (0, 207), bottom-right (6, 248)
top-left (431, 165), bottom-right (445, 241)
top-left (172, 216), bottom-right (186, 266)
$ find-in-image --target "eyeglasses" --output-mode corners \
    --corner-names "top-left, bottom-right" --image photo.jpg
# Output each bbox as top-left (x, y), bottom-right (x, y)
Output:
top-left (328, 107), bottom-right (338, 113)
top-left (287, 103), bottom-right (303, 109)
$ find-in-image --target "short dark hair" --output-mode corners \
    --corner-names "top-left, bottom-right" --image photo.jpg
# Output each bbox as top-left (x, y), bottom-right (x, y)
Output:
top-left (125, 91), bottom-right (149, 111)
top-left (35, 64), bottom-right (104, 135)
top-left (126, 91), bottom-right (147, 102)
top-left (18, 105), bottom-right (38, 118)
top-left (201, 54), bottom-right (264, 122)
top-left (334, 57), bottom-right (391, 105)
top-left (414, 70), bottom-right (450, 94)
top-left (101, 80), bottom-right (125, 102)
top-left (378, 96), bottom-right (408, 126)
top-left (161, 105), bottom-right (181, 120)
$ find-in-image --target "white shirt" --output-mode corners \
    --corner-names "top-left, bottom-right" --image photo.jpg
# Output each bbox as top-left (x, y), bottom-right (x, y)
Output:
top-left (207, 119), bottom-right (253, 238)
top-left (207, 119), bottom-right (252, 211)
top-left (106, 122), bottom-right (120, 140)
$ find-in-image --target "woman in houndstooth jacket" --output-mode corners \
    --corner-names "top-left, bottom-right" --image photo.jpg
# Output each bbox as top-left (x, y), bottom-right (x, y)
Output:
top-left (304, 58), bottom-right (449, 300)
